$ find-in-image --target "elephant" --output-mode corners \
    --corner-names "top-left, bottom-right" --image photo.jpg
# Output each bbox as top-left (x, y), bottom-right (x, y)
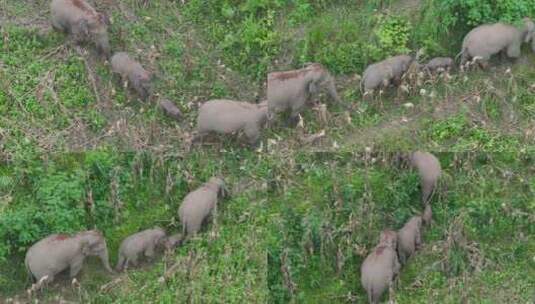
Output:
top-left (178, 177), bottom-right (227, 239)
top-left (50, 0), bottom-right (111, 58)
top-left (164, 233), bottom-right (184, 250)
top-left (110, 52), bottom-right (152, 100)
top-left (361, 230), bottom-right (401, 304)
top-left (361, 55), bottom-right (413, 93)
top-left (115, 227), bottom-right (167, 271)
top-left (424, 57), bottom-right (454, 74)
top-left (397, 216), bottom-right (422, 265)
top-left (194, 99), bottom-right (268, 146)
top-left (267, 63), bottom-right (341, 125)
top-left (159, 98), bottom-right (182, 121)
top-left (458, 18), bottom-right (535, 68)
top-left (410, 151), bottom-right (441, 205)
top-left (25, 230), bottom-right (113, 285)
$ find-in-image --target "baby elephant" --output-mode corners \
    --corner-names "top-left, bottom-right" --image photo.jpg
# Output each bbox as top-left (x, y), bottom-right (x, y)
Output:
top-left (410, 151), bottom-right (442, 205)
top-left (361, 230), bottom-right (401, 304)
top-left (116, 227), bottom-right (167, 271)
top-left (178, 177), bottom-right (227, 239)
top-left (110, 52), bottom-right (152, 100)
top-left (397, 216), bottom-right (423, 265)
top-left (424, 57), bottom-right (454, 74)
top-left (51, 0), bottom-right (111, 57)
top-left (195, 99), bottom-right (268, 146)
top-left (361, 55), bottom-right (413, 93)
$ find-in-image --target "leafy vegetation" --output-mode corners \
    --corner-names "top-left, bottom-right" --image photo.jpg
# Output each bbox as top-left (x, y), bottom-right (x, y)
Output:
top-left (1, 0), bottom-right (534, 302)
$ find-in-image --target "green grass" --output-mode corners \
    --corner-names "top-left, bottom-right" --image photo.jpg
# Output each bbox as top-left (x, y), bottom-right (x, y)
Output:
top-left (1, 0), bottom-right (535, 303)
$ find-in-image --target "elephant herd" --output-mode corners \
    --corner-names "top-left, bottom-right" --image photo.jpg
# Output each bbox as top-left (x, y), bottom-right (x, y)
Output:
top-left (21, 0), bottom-right (532, 300)
top-left (361, 151), bottom-right (441, 303)
top-left (25, 176), bottom-right (226, 289)
top-left (50, 0), bottom-right (535, 147)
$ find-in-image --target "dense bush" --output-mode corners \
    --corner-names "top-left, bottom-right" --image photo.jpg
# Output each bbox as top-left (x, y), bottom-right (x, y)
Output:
top-left (183, 0), bottom-right (285, 79)
top-left (414, 0), bottom-right (535, 57)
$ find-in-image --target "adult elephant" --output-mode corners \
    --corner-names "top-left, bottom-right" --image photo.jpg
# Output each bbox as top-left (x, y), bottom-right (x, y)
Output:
top-left (458, 18), bottom-right (535, 68)
top-left (25, 230), bottom-right (113, 285)
top-left (267, 63), bottom-right (342, 125)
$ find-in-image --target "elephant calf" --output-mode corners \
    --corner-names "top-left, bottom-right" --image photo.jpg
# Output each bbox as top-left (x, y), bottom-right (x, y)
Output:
top-left (195, 99), bottom-right (268, 146)
top-left (267, 63), bottom-right (341, 125)
top-left (410, 151), bottom-right (442, 205)
top-left (25, 230), bottom-right (113, 285)
top-left (397, 216), bottom-right (422, 265)
top-left (110, 52), bottom-right (152, 100)
top-left (116, 227), bottom-right (167, 271)
top-left (424, 57), bottom-right (454, 73)
top-left (51, 0), bottom-right (111, 57)
top-left (361, 55), bottom-right (413, 93)
top-left (361, 230), bottom-right (401, 304)
top-left (178, 177), bottom-right (227, 239)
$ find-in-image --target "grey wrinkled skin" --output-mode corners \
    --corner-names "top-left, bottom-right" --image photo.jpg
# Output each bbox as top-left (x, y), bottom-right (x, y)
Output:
top-left (178, 177), bottom-right (227, 239)
top-left (397, 216), bottom-right (423, 265)
top-left (361, 230), bottom-right (401, 304)
top-left (422, 204), bottom-right (432, 226)
top-left (458, 18), bottom-right (535, 68)
top-left (116, 227), bottom-right (167, 271)
top-left (110, 52), bottom-right (152, 100)
top-left (164, 233), bottom-right (184, 250)
top-left (159, 99), bottom-right (182, 121)
top-left (424, 57), bottom-right (454, 73)
top-left (50, 0), bottom-right (111, 58)
top-left (195, 99), bottom-right (268, 146)
top-left (25, 230), bottom-right (112, 285)
top-left (361, 55), bottom-right (413, 92)
top-left (267, 63), bottom-right (341, 125)
top-left (410, 151), bottom-right (442, 205)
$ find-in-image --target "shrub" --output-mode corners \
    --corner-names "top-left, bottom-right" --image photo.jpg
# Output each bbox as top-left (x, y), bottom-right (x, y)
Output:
top-left (414, 0), bottom-right (535, 56)
top-left (296, 11), bottom-right (412, 74)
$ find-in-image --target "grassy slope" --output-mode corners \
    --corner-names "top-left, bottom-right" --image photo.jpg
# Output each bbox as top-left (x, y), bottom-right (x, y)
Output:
top-left (1, 0), bottom-right (534, 303)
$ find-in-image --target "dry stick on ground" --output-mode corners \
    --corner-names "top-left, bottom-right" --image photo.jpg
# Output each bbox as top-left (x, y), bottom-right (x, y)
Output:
top-left (280, 249), bottom-right (297, 297)
top-left (100, 277), bottom-right (124, 293)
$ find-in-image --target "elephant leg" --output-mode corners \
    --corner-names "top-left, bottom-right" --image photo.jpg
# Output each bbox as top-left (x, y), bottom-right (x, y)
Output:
top-left (69, 255), bottom-right (85, 278)
top-left (244, 125), bottom-right (260, 147)
top-left (506, 45), bottom-right (521, 59)
top-left (398, 252), bottom-right (406, 265)
top-left (192, 131), bottom-right (207, 144)
top-left (129, 255), bottom-right (139, 267)
top-left (144, 245), bottom-right (155, 260)
top-left (188, 221), bottom-right (202, 237)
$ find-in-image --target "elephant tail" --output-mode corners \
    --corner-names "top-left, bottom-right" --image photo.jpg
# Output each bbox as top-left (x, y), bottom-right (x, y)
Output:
top-left (24, 255), bottom-right (36, 284)
top-left (455, 48), bottom-right (468, 66)
top-left (359, 74), bottom-right (366, 94)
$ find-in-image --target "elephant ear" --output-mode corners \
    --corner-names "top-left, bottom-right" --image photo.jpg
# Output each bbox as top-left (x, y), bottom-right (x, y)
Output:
top-left (218, 184), bottom-right (228, 198)
top-left (81, 240), bottom-right (91, 256)
top-left (524, 19), bottom-right (535, 43)
top-left (308, 81), bottom-right (318, 95)
top-left (78, 19), bottom-right (90, 38)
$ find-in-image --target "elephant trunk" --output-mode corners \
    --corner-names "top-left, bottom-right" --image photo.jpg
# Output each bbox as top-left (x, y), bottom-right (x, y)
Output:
top-left (327, 78), bottom-right (341, 104)
top-left (98, 246), bottom-right (113, 273)
top-left (95, 31), bottom-right (111, 59)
